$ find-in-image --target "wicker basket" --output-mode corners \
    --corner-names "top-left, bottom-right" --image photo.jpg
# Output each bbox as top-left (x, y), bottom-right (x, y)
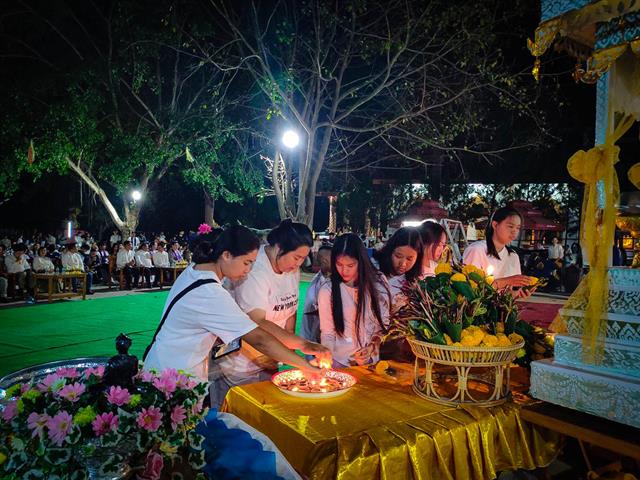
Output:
top-left (407, 337), bottom-right (525, 407)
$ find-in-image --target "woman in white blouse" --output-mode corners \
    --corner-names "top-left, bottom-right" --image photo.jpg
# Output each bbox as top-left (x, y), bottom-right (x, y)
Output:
top-left (318, 234), bottom-right (391, 367)
top-left (463, 206), bottom-right (533, 296)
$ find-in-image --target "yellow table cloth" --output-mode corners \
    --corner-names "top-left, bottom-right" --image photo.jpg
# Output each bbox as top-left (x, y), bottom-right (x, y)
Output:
top-left (221, 364), bottom-right (560, 479)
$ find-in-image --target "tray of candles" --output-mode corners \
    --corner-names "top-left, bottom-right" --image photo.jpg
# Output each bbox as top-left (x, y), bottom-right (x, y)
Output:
top-left (271, 369), bottom-right (357, 398)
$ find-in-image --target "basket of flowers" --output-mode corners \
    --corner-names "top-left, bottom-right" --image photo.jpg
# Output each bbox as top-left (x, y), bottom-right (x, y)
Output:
top-left (0, 336), bottom-right (209, 480)
top-left (389, 263), bottom-right (550, 407)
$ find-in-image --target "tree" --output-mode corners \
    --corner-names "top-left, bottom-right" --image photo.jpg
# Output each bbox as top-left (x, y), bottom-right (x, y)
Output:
top-left (207, 0), bottom-right (552, 226)
top-left (0, 1), bottom-right (262, 236)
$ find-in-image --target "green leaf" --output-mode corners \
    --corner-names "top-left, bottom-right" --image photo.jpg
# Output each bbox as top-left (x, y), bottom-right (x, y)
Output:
top-left (44, 447), bottom-right (72, 466)
top-left (443, 319), bottom-right (462, 342)
top-left (99, 453), bottom-right (125, 475)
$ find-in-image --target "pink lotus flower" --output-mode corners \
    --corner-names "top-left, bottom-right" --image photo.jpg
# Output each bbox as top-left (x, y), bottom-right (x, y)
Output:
top-left (138, 370), bottom-right (156, 383)
top-left (92, 412), bottom-right (119, 436)
top-left (153, 372), bottom-right (177, 399)
top-left (137, 406), bottom-right (163, 432)
top-left (47, 411), bottom-right (73, 446)
top-left (1, 401), bottom-right (18, 422)
top-left (138, 450), bottom-right (164, 480)
top-left (57, 383), bottom-right (85, 402)
top-left (56, 367), bottom-right (79, 379)
top-left (170, 405), bottom-right (187, 431)
top-left (27, 412), bottom-right (49, 438)
top-left (37, 373), bottom-right (65, 393)
top-left (106, 385), bottom-right (131, 406)
top-left (83, 366), bottom-right (105, 379)
top-left (197, 223), bottom-right (212, 235)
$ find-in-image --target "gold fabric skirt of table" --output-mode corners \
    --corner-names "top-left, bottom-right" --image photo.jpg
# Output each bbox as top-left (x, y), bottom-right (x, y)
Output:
top-left (221, 363), bottom-right (560, 480)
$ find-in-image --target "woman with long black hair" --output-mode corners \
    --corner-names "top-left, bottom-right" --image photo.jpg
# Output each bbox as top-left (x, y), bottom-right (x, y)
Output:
top-left (318, 233), bottom-right (391, 367)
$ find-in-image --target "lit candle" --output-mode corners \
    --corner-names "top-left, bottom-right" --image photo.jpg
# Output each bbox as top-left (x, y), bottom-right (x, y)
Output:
top-left (486, 265), bottom-right (495, 285)
top-left (292, 387), bottom-right (299, 392)
top-left (321, 388), bottom-right (327, 393)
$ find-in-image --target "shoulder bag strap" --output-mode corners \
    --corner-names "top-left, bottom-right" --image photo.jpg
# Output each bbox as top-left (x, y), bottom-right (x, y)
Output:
top-left (142, 278), bottom-right (218, 360)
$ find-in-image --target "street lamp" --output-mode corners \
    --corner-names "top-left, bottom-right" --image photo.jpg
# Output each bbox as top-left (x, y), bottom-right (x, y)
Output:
top-left (282, 130), bottom-right (300, 149)
top-left (131, 190), bottom-right (142, 202)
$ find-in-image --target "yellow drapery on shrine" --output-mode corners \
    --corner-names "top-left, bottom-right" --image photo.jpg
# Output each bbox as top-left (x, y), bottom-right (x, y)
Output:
top-left (567, 115), bottom-right (635, 363)
top-left (630, 162), bottom-right (640, 189)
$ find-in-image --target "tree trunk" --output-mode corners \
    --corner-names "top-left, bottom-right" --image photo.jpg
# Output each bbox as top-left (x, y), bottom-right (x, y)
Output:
top-left (204, 190), bottom-right (215, 225)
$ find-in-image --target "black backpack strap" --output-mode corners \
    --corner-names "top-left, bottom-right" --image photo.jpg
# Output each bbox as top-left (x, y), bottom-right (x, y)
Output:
top-left (142, 278), bottom-right (218, 360)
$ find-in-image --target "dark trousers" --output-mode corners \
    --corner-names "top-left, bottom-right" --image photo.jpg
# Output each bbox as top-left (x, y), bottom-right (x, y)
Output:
top-left (72, 272), bottom-right (93, 292)
top-left (136, 267), bottom-right (156, 288)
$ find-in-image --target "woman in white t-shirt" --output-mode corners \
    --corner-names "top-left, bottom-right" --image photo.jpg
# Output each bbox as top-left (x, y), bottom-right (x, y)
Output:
top-left (319, 234), bottom-right (391, 367)
top-left (372, 227), bottom-right (423, 309)
top-left (215, 220), bottom-right (328, 404)
top-left (418, 221), bottom-right (448, 278)
top-left (143, 226), bottom-right (327, 391)
top-left (462, 206), bottom-right (533, 296)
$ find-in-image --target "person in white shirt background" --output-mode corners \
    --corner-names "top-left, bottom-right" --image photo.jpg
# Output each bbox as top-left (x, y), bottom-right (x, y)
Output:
top-left (418, 221), bottom-right (447, 278)
top-left (215, 219), bottom-right (327, 406)
top-left (318, 233), bottom-right (391, 368)
top-left (463, 206), bottom-right (534, 297)
top-left (152, 242), bottom-right (172, 283)
top-left (372, 227), bottom-right (423, 310)
top-left (5, 243), bottom-right (35, 300)
top-left (135, 242), bottom-right (155, 288)
top-left (109, 230), bottom-right (121, 247)
top-left (548, 237), bottom-right (564, 262)
top-left (33, 246), bottom-right (55, 273)
top-left (61, 243), bottom-right (94, 294)
top-left (300, 245), bottom-right (332, 344)
top-left (116, 240), bottom-right (137, 289)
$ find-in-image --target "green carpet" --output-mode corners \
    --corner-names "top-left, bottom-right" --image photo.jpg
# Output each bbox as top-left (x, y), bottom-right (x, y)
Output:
top-left (0, 283), bottom-right (310, 377)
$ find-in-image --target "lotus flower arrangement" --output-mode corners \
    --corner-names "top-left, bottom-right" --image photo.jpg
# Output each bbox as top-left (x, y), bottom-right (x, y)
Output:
top-left (0, 366), bottom-right (209, 480)
top-left (389, 263), bottom-right (552, 366)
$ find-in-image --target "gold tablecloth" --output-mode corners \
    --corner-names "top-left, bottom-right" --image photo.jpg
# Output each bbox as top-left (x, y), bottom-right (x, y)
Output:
top-left (221, 363), bottom-right (560, 479)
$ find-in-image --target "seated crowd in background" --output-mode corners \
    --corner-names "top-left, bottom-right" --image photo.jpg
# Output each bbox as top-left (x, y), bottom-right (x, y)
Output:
top-left (0, 228), bottom-right (195, 302)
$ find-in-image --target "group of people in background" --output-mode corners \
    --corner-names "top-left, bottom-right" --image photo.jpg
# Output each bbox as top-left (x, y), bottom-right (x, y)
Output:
top-left (0, 229), bottom-right (196, 302)
top-left (142, 206), bottom-right (539, 408)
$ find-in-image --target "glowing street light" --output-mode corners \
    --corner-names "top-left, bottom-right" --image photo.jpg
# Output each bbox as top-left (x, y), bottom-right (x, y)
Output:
top-left (131, 190), bottom-right (142, 202)
top-left (282, 130), bottom-right (300, 149)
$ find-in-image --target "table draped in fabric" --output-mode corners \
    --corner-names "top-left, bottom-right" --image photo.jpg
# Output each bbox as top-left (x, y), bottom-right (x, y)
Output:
top-left (221, 363), bottom-right (560, 479)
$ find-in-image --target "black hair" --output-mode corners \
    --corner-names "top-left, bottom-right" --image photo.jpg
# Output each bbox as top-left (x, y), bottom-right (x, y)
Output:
top-left (485, 206), bottom-right (523, 259)
top-left (266, 219), bottom-right (313, 257)
top-left (373, 227), bottom-right (423, 282)
top-left (191, 225), bottom-right (260, 264)
top-left (330, 233), bottom-right (389, 345)
top-left (317, 245), bottom-right (332, 255)
top-left (13, 243), bottom-right (26, 253)
top-left (418, 221), bottom-right (446, 260)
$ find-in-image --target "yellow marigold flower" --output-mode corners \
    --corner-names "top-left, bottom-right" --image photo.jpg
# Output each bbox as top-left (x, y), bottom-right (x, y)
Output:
top-left (469, 280), bottom-right (478, 290)
top-left (443, 334), bottom-right (454, 346)
top-left (450, 273), bottom-right (467, 283)
top-left (482, 334), bottom-right (499, 347)
top-left (508, 333), bottom-right (524, 345)
top-left (434, 263), bottom-right (453, 275)
top-left (460, 333), bottom-right (482, 347)
top-left (496, 334), bottom-right (511, 347)
top-left (461, 264), bottom-right (477, 276)
top-left (496, 322), bottom-right (505, 334)
top-left (375, 361), bottom-right (390, 376)
top-left (528, 276), bottom-right (539, 286)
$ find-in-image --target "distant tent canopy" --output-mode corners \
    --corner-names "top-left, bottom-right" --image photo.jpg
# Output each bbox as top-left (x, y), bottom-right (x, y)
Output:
top-left (477, 200), bottom-right (564, 232)
top-left (390, 199), bottom-right (448, 228)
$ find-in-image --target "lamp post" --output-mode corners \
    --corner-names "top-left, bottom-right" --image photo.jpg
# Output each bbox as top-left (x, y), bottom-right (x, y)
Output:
top-left (130, 190), bottom-right (142, 249)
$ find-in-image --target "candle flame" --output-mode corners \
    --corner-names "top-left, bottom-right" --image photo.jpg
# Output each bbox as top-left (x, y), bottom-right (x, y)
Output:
top-left (486, 265), bottom-right (494, 276)
top-left (321, 388), bottom-right (327, 393)
top-left (320, 378), bottom-right (327, 386)
top-left (292, 387), bottom-right (299, 392)
top-left (319, 359), bottom-right (331, 369)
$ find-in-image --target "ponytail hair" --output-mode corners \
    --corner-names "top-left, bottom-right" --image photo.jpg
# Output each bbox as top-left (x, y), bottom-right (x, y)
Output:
top-left (266, 219), bottom-right (313, 256)
top-left (373, 227), bottom-right (423, 282)
top-left (191, 225), bottom-right (260, 264)
top-left (330, 233), bottom-right (388, 345)
top-left (485, 207), bottom-right (522, 259)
